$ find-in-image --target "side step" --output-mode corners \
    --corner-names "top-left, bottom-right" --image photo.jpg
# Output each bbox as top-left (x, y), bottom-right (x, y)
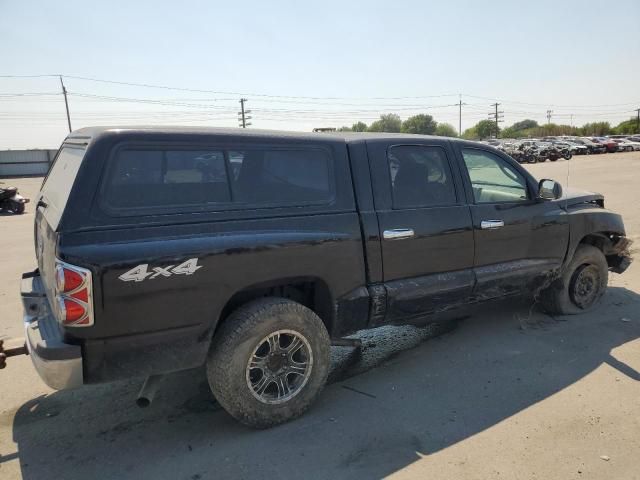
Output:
top-left (331, 338), bottom-right (362, 348)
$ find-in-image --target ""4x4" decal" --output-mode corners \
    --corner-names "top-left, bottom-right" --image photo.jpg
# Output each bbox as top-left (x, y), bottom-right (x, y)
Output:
top-left (119, 258), bottom-right (202, 282)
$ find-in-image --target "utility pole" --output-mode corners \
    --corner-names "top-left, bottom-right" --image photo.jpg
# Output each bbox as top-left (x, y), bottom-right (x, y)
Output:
top-left (238, 98), bottom-right (251, 128)
top-left (546, 109), bottom-right (553, 125)
top-left (487, 102), bottom-right (503, 138)
top-left (458, 95), bottom-right (466, 136)
top-left (635, 108), bottom-right (640, 134)
top-left (60, 75), bottom-right (72, 132)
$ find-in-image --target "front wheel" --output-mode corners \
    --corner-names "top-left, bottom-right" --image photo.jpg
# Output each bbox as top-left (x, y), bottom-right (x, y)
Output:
top-left (539, 245), bottom-right (608, 315)
top-left (207, 298), bottom-right (330, 428)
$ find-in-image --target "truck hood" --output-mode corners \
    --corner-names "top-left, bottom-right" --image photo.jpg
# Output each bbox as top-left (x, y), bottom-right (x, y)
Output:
top-left (560, 188), bottom-right (604, 207)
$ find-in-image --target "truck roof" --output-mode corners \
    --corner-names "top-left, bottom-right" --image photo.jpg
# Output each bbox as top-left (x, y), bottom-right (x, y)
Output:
top-left (67, 126), bottom-right (464, 145)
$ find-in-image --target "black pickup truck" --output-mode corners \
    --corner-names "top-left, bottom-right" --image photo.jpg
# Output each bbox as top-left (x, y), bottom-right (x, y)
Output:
top-left (16, 127), bottom-right (631, 428)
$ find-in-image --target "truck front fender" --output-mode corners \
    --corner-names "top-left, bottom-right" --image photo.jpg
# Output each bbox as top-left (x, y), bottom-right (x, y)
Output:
top-left (565, 206), bottom-right (631, 272)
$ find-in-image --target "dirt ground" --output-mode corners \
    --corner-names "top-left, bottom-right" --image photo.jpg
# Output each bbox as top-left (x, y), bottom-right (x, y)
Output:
top-left (0, 152), bottom-right (639, 480)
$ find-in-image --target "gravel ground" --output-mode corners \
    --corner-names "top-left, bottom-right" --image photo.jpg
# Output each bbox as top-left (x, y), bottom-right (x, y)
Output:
top-left (0, 151), bottom-right (639, 480)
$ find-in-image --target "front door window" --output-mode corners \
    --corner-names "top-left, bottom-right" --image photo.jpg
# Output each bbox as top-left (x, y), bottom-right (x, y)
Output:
top-left (461, 149), bottom-right (529, 203)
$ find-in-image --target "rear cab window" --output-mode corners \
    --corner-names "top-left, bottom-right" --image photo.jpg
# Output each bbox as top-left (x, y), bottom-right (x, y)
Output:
top-left (387, 145), bottom-right (458, 208)
top-left (39, 146), bottom-right (87, 230)
top-left (101, 145), bottom-right (334, 215)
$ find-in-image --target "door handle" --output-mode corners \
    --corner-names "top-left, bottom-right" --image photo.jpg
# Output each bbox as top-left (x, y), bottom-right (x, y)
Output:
top-left (481, 220), bottom-right (504, 230)
top-left (383, 228), bottom-right (415, 240)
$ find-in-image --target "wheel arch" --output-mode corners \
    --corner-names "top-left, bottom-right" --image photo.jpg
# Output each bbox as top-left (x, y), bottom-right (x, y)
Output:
top-left (564, 206), bottom-right (628, 269)
top-left (572, 231), bottom-right (629, 270)
top-left (215, 276), bottom-right (334, 338)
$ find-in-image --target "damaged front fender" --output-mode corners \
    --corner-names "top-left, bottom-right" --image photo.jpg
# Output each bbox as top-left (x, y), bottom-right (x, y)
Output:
top-left (565, 205), bottom-right (633, 274)
top-left (606, 235), bottom-right (633, 274)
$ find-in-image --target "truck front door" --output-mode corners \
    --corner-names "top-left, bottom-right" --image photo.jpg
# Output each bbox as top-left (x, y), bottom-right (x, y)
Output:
top-left (452, 145), bottom-right (569, 299)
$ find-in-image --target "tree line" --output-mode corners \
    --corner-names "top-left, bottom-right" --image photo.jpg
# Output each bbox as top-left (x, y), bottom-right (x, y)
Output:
top-left (336, 114), bottom-right (639, 139)
top-left (463, 118), bottom-right (639, 140)
top-left (337, 114), bottom-right (458, 137)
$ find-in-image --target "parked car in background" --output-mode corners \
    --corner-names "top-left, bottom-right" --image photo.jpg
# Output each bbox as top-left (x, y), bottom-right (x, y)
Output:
top-left (570, 137), bottom-right (606, 154)
top-left (589, 137), bottom-right (619, 153)
top-left (553, 140), bottom-right (588, 155)
top-left (612, 139), bottom-right (640, 151)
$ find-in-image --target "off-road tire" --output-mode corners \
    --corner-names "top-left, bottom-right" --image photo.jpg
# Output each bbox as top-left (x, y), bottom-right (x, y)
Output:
top-left (207, 297), bottom-right (330, 429)
top-left (539, 245), bottom-right (608, 315)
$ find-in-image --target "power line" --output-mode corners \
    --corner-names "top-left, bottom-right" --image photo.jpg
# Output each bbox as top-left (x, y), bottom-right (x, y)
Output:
top-left (67, 92), bottom-right (466, 116)
top-left (59, 75), bottom-right (462, 101)
top-left (464, 94), bottom-right (640, 109)
top-left (0, 74), bottom-right (61, 79)
top-left (2, 74), bottom-right (639, 108)
top-left (2, 76), bottom-right (639, 133)
top-left (0, 92), bottom-right (61, 97)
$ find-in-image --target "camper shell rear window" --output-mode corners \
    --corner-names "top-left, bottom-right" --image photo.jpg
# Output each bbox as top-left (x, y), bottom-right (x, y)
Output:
top-left (101, 144), bottom-right (335, 215)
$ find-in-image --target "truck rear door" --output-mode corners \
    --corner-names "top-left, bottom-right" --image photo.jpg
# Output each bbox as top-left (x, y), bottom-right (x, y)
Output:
top-left (366, 138), bottom-right (475, 323)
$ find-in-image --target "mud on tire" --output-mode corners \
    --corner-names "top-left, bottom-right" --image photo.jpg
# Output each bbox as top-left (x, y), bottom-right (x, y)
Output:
top-left (539, 244), bottom-right (609, 315)
top-left (206, 298), bottom-right (330, 429)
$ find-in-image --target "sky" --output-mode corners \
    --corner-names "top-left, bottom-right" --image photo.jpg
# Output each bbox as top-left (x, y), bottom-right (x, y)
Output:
top-left (1, 0), bottom-right (639, 149)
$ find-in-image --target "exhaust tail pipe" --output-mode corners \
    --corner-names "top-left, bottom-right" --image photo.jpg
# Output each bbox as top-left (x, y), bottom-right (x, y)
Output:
top-left (136, 375), bottom-right (163, 408)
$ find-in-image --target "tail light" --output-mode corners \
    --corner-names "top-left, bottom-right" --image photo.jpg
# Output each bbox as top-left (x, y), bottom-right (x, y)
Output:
top-left (54, 259), bottom-right (94, 327)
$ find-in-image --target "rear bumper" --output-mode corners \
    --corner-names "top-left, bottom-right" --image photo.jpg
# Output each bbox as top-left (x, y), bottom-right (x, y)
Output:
top-left (21, 271), bottom-right (83, 390)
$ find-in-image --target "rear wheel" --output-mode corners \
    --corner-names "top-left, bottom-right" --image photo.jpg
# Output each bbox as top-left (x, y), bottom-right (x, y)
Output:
top-left (207, 298), bottom-right (330, 428)
top-left (539, 245), bottom-right (608, 315)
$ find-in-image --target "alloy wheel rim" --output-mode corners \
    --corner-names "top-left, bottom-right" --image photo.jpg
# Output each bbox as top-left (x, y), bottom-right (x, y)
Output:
top-left (245, 329), bottom-right (313, 404)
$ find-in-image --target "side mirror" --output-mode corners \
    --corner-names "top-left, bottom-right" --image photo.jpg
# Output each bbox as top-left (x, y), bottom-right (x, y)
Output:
top-left (538, 179), bottom-right (563, 200)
